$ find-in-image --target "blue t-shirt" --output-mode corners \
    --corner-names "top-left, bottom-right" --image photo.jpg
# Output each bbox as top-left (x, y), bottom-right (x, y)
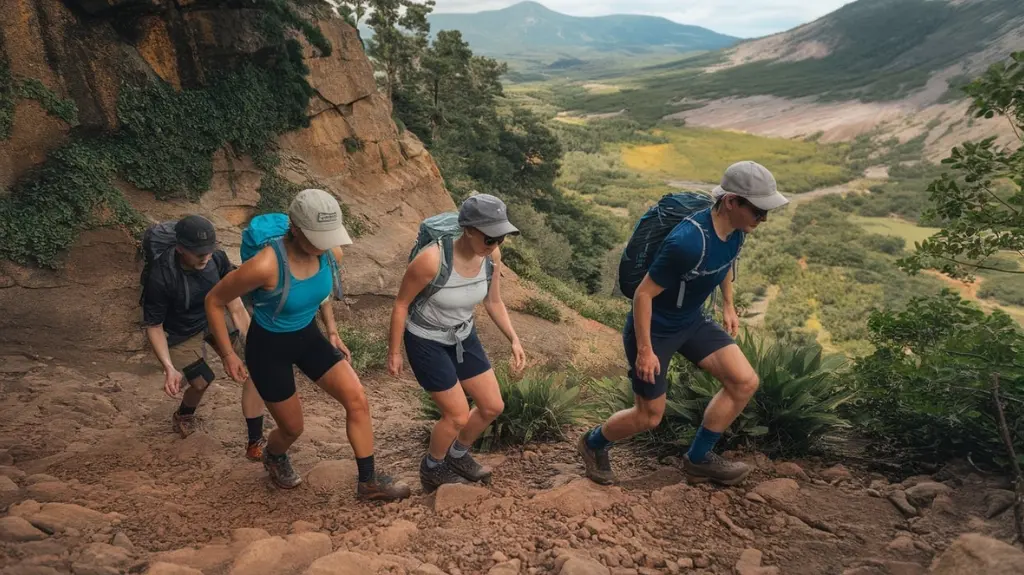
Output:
top-left (640, 208), bottom-right (744, 336)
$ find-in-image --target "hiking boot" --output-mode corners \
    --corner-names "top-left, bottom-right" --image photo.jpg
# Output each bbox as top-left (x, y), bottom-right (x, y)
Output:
top-left (577, 431), bottom-right (615, 485)
top-left (172, 412), bottom-right (198, 438)
top-left (246, 437), bottom-right (266, 462)
top-left (262, 450), bottom-right (302, 489)
top-left (357, 473), bottom-right (412, 502)
top-left (419, 456), bottom-right (471, 492)
top-left (445, 451), bottom-right (492, 483)
top-left (682, 452), bottom-right (751, 486)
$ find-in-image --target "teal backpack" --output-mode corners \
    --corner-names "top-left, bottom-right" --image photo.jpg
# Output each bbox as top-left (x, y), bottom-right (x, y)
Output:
top-left (240, 213), bottom-right (344, 322)
top-left (407, 212), bottom-right (493, 327)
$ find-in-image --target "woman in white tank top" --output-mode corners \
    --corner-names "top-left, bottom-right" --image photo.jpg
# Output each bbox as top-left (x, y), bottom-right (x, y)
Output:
top-left (386, 194), bottom-right (526, 492)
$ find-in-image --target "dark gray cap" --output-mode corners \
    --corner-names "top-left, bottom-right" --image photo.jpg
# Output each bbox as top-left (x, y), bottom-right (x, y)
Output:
top-left (175, 215), bottom-right (217, 255)
top-left (458, 193), bottom-right (520, 238)
top-left (711, 160), bottom-right (790, 211)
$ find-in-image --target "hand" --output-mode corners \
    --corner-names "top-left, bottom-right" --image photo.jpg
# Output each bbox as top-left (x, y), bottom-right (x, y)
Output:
top-left (163, 368), bottom-right (184, 398)
top-left (387, 352), bottom-right (404, 377)
top-left (510, 339), bottom-right (526, 374)
top-left (635, 347), bottom-right (661, 385)
top-left (329, 334), bottom-right (351, 359)
top-left (722, 303), bottom-right (740, 337)
top-left (224, 352), bottom-right (248, 383)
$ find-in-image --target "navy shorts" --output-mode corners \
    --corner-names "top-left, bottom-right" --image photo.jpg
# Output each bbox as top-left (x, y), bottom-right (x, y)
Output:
top-left (404, 328), bottom-right (492, 392)
top-left (623, 315), bottom-right (735, 400)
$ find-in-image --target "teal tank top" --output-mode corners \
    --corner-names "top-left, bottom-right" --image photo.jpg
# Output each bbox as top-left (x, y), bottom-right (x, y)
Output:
top-left (252, 246), bottom-right (333, 333)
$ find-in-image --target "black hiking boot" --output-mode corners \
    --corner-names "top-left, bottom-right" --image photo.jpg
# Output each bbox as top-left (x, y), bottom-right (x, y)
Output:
top-left (420, 455), bottom-right (471, 492)
top-left (262, 450), bottom-right (302, 489)
top-left (445, 450), bottom-right (493, 483)
top-left (577, 431), bottom-right (616, 485)
top-left (682, 452), bottom-right (751, 486)
top-left (357, 473), bottom-right (412, 502)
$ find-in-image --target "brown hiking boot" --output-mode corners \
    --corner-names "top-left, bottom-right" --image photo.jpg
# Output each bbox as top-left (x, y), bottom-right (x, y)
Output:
top-left (246, 437), bottom-right (266, 462)
top-left (682, 452), bottom-right (751, 486)
top-left (172, 412), bottom-right (198, 438)
top-left (419, 456), bottom-right (471, 493)
top-left (358, 473), bottom-right (412, 502)
top-left (445, 451), bottom-right (492, 483)
top-left (577, 431), bottom-right (615, 485)
top-left (262, 450), bottom-right (302, 489)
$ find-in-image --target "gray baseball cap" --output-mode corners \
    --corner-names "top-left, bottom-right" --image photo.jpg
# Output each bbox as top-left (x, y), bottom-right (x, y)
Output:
top-left (711, 161), bottom-right (790, 211)
top-left (458, 193), bottom-right (520, 238)
top-left (289, 188), bottom-right (353, 250)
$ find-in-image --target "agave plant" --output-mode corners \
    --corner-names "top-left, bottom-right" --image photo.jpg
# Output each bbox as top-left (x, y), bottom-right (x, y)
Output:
top-left (653, 329), bottom-right (855, 456)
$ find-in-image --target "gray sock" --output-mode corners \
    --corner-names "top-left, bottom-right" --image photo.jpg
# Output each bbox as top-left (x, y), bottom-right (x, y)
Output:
top-left (448, 440), bottom-right (470, 459)
top-left (425, 454), bottom-right (442, 469)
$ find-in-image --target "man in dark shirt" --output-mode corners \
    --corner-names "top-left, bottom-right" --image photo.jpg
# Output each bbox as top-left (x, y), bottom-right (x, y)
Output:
top-left (141, 215), bottom-right (267, 460)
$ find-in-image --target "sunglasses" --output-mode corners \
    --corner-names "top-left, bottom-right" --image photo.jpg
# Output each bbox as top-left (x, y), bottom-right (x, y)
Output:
top-left (737, 197), bottom-right (768, 221)
top-left (483, 233), bottom-right (506, 246)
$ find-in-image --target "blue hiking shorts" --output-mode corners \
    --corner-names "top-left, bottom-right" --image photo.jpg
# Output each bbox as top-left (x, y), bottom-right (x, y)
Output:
top-left (404, 328), bottom-right (492, 393)
top-left (623, 315), bottom-right (735, 400)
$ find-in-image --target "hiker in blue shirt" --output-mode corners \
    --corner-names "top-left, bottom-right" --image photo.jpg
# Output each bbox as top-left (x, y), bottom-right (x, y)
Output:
top-left (578, 161), bottom-right (790, 486)
top-left (204, 189), bottom-right (410, 502)
top-left (386, 194), bottom-right (526, 492)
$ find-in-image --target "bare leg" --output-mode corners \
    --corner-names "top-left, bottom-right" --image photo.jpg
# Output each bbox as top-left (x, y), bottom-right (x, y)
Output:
top-left (456, 369), bottom-right (504, 446)
top-left (313, 360), bottom-right (373, 458)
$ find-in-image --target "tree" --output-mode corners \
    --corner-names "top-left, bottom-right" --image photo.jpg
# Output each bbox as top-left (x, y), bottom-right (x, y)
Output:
top-left (334, 0), bottom-right (369, 28)
top-left (899, 51), bottom-right (1024, 280)
top-left (364, 0), bottom-right (434, 103)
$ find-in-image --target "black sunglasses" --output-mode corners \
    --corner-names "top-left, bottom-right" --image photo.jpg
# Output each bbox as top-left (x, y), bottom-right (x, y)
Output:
top-left (483, 233), bottom-right (506, 246)
top-left (736, 197), bottom-right (767, 221)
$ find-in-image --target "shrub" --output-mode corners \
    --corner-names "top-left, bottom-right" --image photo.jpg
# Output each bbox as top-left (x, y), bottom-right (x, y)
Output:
top-left (337, 325), bottom-right (388, 372)
top-left (848, 290), bottom-right (1024, 470)
top-left (419, 363), bottom-right (585, 450)
top-left (632, 331), bottom-right (854, 456)
top-left (517, 296), bottom-right (561, 323)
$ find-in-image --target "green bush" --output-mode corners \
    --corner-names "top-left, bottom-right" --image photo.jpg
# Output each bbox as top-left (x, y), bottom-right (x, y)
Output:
top-left (419, 363), bottom-right (586, 450)
top-left (337, 325), bottom-right (388, 372)
top-left (517, 296), bottom-right (562, 323)
top-left (849, 290), bottom-right (1024, 470)
top-left (624, 331), bottom-right (854, 456)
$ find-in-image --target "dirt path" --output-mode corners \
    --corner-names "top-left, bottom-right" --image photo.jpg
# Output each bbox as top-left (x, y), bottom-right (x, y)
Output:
top-left (0, 351), bottom-right (1019, 575)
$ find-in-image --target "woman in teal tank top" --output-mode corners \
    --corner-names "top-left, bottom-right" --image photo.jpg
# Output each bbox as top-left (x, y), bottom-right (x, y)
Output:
top-left (205, 189), bottom-right (410, 502)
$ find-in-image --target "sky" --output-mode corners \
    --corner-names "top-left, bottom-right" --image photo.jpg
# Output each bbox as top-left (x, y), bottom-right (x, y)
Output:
top-left (429, 0), bottom-right (859, 38)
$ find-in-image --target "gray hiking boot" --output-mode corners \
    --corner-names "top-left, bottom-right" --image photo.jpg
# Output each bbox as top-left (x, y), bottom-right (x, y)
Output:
top-left (420, 456), bottom-right (470, 492)
top-left (682, 452), bottom-right (751, 486)
top-left (577, 431), bottom-right (615, 485)
top-left (445, 451), bottom-right (492, 483)
top-left (263, 450), bottom-right (302, 489)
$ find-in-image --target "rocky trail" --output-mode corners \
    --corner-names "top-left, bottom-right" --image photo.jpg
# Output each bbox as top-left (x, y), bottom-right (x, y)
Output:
top-left (0, 353), bottom-right (1023, 575)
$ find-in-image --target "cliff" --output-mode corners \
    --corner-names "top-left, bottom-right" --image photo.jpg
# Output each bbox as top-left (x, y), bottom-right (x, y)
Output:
top-left (0, 0), bottom-right (621, 371)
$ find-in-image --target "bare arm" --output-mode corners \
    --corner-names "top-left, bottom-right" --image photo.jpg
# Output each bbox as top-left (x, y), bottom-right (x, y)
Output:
top-left (482, 248), bottom-right (519, 346)
top-left (205, 248), bottom-right (276, 360)
top-left (145, 325), bottom-right (175, 372)
top-left (632, 274), bottom-right (667, 354)
top-left (388, 245), bottom-right (440, 360)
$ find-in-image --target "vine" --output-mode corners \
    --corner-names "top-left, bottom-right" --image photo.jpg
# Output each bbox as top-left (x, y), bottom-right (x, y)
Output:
top-left (0, 4), bottom-right (332, 268)
top-left (0, 65), bottom-right (78, 140)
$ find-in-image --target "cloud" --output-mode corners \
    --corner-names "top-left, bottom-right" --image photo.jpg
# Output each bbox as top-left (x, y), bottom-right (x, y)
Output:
top-left (430, 0), bottom-right (857, 38)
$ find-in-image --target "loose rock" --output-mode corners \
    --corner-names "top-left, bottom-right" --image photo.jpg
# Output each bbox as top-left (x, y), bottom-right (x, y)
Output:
top-left (0, 516), bottom-right (49, 542)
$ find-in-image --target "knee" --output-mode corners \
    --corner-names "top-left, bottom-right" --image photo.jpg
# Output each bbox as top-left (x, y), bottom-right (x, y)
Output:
top-left (444, 408), bottom-right (471, 431)
top-left (636, 407), bottom-right (664, 431)
top-left (279, 420), bottom-right (304, 441)
top-left (478, 398), bottom-right (504, 422)
top-left (345, 390), bottom-right (371, 420)
top-left (728, 372), bottom-right (760, 401)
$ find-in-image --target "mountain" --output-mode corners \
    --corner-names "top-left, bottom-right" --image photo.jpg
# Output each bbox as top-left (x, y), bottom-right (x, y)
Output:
top-left (423, 1), bottom-right (739, 57)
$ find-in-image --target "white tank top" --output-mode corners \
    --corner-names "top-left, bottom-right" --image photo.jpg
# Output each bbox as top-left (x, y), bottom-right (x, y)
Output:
top-left (406, 260), bottom-right (489, 345)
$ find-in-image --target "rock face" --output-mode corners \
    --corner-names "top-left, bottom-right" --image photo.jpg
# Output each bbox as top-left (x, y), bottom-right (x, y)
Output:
top-left (0, 0), bottom-right (450, 355)
top-left (928, 533), bottom-right (1024, 574)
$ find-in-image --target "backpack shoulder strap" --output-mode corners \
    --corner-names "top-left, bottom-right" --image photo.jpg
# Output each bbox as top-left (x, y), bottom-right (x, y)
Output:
top-left (325, 249), bottom-right (344, 300)
top-left (410, 236), bottom-right (454, 320)
top-left (675, 216), bottom-right (708, 308)
top-left (270, 238), bottom-right (290, 322)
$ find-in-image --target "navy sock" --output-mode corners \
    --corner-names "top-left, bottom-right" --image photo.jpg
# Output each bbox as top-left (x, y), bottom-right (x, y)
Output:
top-left (356, 455), bottom-right (375, 483)
top-left (245, 416), bottom-right (263, 444)
top-left (177, 403), bottom-right (197, 416)
top-left (585, 425), bottom-right (612, 451)
top-left (686, 426), bottom-right (722, 463)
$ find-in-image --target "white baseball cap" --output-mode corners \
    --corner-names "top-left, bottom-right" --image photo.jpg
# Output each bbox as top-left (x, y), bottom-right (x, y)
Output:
top-left (288, 188), bottom-right (353, 250)
top-left (711, 161), bottom-right (790, 211)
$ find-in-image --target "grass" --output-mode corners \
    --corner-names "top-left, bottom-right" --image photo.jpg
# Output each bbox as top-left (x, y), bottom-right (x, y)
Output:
top-left (516, 296), bottom-right (562, 323)
top-left (337, 325), bottom-right (388, 372)
top-left (618, 126), bottom-right (854, 192)
top-left (848, 215), bottom-right (941, 246)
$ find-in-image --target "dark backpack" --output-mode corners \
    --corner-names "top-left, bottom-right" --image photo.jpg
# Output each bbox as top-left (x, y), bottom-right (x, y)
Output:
top-left (617, 191), bottom-right (742, 308)
top-left (139, 221), bottom-right (191, 307)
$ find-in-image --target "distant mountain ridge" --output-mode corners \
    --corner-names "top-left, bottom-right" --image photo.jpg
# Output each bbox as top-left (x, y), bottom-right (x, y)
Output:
top-left (422, 1), bottom-right (739, 57)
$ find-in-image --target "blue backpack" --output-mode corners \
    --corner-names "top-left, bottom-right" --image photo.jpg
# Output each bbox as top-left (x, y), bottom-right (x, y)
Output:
top-left (617, 191), bottom-right (742, 308)
top-left (240, 213), bottom-right (344, 322)
top-left (406, 212), bottom-right (493, 326)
